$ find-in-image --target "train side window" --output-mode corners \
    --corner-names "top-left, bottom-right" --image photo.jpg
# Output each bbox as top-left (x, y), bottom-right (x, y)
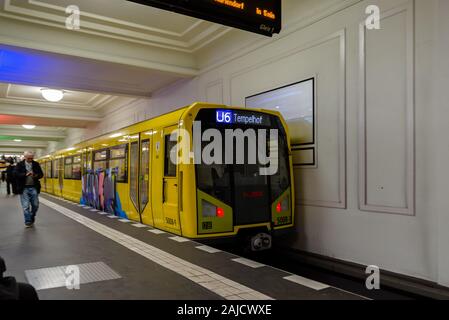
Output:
top-left (140, 139), bottom-right (150, 210)
top-left (52, 160), bottom-right (59, 178)
top-left (64, 157), bottom-right (73, 179)
top-left (72, 155), bottom-right (82, 180)
top-left (129, 141), bottom-right (139, 210)
top-left (110, 146), bottom-right (126, 158)
top-left (109, 144), bottom-right (128, 183)
top-left (164, 134), bottom-right (177, 177)
top-left (93, 150), bottom-right (108, 171)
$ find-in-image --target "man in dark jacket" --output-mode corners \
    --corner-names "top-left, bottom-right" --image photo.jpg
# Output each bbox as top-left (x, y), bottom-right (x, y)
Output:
top-left (14, 151), bottom-right (44, 228)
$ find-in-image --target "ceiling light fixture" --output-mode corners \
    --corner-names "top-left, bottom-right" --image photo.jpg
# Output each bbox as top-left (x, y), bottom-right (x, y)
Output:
top-left (14, 139), bottom-right (22, 142)
top-left (41, 88), bottom-right (64, 102)
top-left (109, 133), bottom-right (123, 138)
top-left (22, 125), bottom-right (36, 130)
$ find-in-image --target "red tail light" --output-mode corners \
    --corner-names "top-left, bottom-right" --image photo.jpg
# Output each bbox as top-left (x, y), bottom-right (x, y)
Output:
top-left (243, 191), bottom-right (264, 198)
top-left (276, 202), bottom-right (282, 213)
top-left (276, 197), bottom-right (290, 213)
top-left (216, 207), bottom-right (225, 218)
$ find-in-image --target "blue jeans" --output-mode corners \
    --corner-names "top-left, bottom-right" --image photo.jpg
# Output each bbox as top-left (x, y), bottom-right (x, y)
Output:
top-left (20, 187), bottom-right (39, 225)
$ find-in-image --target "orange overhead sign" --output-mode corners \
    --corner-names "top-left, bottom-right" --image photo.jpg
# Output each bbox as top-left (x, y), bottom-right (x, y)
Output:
top-left (128, 0), bottom-right (281, 37)
top-left (214, 0), bottom-right (245, 10)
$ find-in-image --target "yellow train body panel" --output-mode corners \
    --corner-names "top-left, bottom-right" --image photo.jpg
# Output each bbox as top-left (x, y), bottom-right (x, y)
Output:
top-left (37, 103), bottom-right (295, 241)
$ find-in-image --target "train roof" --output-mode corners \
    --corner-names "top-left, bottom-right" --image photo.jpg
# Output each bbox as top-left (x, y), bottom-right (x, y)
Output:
top-left (37, 102), bottom-right (284, 160)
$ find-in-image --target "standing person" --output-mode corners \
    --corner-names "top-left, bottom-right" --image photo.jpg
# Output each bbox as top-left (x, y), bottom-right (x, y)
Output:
top-left (5, 161), bottom-right (16, 196)
top-left (1, 169), bottom-right (5, 188)
top-left (14, 151), bottom-right (43, 228)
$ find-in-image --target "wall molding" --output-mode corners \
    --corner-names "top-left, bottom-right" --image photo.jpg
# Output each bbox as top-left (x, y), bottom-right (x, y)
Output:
top-left (0, 102), bottom-right (102, 121)
top-left (28, 0), bottom-right (202, 38)
top-left (98, 97), bottom-right (148, 119)
top-left (200, 0), bottom-right (362, 73)
top-left (2, 0), bottom-right (230, 54)
top-left (229, 30), bottom-right (347, 209)
top-left (358, 0), bottom-right (415, 215)
top-left (205, 79), bottom-right (224, 104)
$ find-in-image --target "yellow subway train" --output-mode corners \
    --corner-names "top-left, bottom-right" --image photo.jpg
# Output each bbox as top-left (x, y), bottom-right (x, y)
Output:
top-left (38, 103), bottom-right (295, 250)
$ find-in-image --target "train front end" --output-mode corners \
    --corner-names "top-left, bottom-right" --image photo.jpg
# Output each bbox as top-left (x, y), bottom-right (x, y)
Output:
top-left (182, 104), bottom-right (295, 251)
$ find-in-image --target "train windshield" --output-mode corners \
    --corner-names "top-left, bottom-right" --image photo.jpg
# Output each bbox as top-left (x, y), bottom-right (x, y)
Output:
top-left (195, 109), bottom-right (290, 225)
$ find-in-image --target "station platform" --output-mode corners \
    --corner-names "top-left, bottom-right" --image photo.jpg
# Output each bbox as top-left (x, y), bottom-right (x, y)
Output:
top-left (0, 189), bottom-right (365, 300)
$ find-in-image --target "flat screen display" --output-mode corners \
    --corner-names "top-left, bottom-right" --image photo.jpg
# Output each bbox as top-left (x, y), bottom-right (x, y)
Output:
top-left (128, 0), bottom-right (281, 37)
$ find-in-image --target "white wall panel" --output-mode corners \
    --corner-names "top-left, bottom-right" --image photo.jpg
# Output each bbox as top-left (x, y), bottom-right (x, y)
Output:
top-left (230, 32), bottom-right (346, 209)
top-left (359, 2), bottom-right (415, 215)
top-left (205, 80), bottom-right (223, 104)
top-left (434, 0), bottom-right (449, 287)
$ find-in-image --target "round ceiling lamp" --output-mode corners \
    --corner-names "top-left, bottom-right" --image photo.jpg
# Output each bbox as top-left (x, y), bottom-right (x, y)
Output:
top-left (41, 88), bottom-right (64, 102)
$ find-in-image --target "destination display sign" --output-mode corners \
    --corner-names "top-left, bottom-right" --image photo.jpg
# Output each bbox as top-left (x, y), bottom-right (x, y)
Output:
top-left (216, 110), bottom-right (270, 126)
top-left (128, 0), bottom-right (281, 37)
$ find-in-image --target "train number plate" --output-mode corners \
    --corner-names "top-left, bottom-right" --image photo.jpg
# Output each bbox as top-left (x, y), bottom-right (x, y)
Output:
top-left (166, 217), bottom-right (177, 226)
top-left (202, 221), bottom-right (213, 230)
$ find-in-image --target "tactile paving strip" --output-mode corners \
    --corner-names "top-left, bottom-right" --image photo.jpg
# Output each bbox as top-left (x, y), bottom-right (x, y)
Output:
top-left (40, 198), bottom-right (273, 300)
top-left (25, 262), bottom-right (121, 291)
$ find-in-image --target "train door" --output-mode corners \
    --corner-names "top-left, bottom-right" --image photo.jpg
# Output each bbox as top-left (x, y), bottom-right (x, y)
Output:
top-left (127, 133), bottom-right (153, 224)
top-left (81, 151), bottom-right (89, 203)
top-left (42, 161), bottom-right (47, 192)
top-left (128, 135), bottom-right (142, 222)
top-left (46, 161), bottom-right (53, 194)
top-left (58, 158), bottom-right (64, 195)
top-left (161, 126), bottom-right (180, 232)
top-left (139, 136), bottom-right (153, 226)
top-left (151, 129), bottom-right (164, 228)
top-left (52, 159), bottom-right (60, 196)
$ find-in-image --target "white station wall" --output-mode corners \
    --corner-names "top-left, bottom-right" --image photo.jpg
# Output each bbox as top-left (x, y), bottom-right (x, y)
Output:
top-left (76, 0), bottom-right (448, 287)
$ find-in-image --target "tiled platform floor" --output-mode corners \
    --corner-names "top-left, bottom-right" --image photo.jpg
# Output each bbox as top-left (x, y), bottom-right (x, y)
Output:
top-left (0, 189), bottom-right (365, 300)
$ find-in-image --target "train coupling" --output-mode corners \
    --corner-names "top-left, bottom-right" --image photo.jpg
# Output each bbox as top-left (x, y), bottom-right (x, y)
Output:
top-left (251, 233), bottom-right (272, 251)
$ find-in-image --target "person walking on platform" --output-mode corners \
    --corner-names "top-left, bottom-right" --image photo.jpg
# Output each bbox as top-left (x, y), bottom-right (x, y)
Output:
top-left (14, 151), bottom-right (43, 228)
top-left (5, 161), bottom-right (17, 196)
